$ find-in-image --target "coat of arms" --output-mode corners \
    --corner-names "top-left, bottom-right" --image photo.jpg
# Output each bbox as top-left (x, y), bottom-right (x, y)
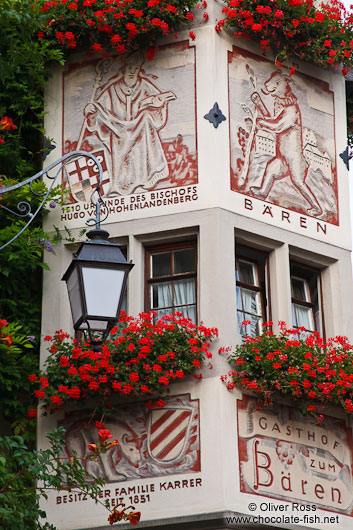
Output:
top-left (61, 394), bottom-right (200, 483)
top-left (147, 406), bottom-right (193, 464)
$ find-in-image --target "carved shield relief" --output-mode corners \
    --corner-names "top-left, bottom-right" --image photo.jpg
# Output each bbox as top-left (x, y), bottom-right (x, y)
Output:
top-left (147, 406), bottom-right (193, 464)
top-left (60, 394), bottom-right (200, 483)
top-left (64, 150), bottom-right (110, 203)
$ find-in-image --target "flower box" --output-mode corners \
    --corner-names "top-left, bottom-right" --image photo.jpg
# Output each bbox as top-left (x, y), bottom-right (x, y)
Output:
top-left (219, 0), bottom-right (353, 75)
top-left (30, 311), bottom-right (217, 419)
top-left (222, 321), bottom-right (353, 419)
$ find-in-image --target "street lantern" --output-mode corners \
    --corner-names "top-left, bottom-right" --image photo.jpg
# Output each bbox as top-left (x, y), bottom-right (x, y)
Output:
top-left (0, 150), bottom-right (134, 344)
top-left (62, 228), bottom-right (134, 343)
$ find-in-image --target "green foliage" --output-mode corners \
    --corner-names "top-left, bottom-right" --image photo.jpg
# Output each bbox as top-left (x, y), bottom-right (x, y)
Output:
top-left (0, 0), bottom-right (63, 339)
top-left (0, 427), bottom-right (106, 530)
top-left (221, 0), bottom-right (353, 73)
top-left (0, 320), bottom-right (37, 439)
top-left (0, 176), bottom-right (59, 335)
top-left (0, 319), bottom-right (130, 528)
top-left (346, 84), bottom-right (353, 147)
top-left (0, 0), bottom-right (63, 178)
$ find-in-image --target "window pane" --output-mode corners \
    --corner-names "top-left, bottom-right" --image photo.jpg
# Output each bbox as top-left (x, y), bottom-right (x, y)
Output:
top-left (151, 252), bottom-right (171, 278)
top-left (237, 312), bottom-right (262, 337)
top-left (174, 304), bottom-right (196, 322)
top-left (236, 285), bottom-right (242, 310)
top-left (293, 303), bottom-right (314, 331)
top-left (155, 307), bottom-right (172, 320)
top-left (154, 305), bottom-right (196, 322)
top-left (242, 288), bottom-right (261, 315)
top-left (246, 314), bottom-right (262, 337)
top-left (147, 244), bottom-right (197, 324)
top-left (174, 248), bottom-right (195, 274)
top-left (291, 303), bottom-right (296, 328)
top-left (292, 277), bottom-right (308, 301)
top-left (237, 312), bottom-right (245, 334)
top-left (174, 278), bottom-right (195, 306)
top-left (152, 282), bottom-right (172, 309)
top-left (290, 265), bottom-right (320, 333)
top-left (238, 260), bottom-right (257, 285)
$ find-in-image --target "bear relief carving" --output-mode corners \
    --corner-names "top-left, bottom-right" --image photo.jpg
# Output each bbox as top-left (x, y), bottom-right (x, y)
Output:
top-left (247, 71), bottom-right (322, 216)
top-left (230, 49), bottom-right (338, 224)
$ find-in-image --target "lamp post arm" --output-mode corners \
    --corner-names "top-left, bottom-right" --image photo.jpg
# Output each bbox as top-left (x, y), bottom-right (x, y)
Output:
top-left (0, 151), bottom-right (105, 251)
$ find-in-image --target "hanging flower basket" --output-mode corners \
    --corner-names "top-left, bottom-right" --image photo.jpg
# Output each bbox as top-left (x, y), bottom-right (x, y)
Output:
top-left (218, 0), bottom-right (353, 75)
top-left (34, 0), bottom-right (206, 57)
top-left (222, 321), bottom-right (353, 419)
top-left (29, 312), bottom-right (217, 416)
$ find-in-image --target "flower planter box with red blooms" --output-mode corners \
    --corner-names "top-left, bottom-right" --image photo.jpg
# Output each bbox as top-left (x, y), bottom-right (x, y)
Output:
top-left (219, 0), bottom-right (353, 75)
top-left (34, 0), bottom-right (206, 57)
top-left (222, 321), bottom-right (353, 419)
top-left (29, 312), bottom-right (217, 417)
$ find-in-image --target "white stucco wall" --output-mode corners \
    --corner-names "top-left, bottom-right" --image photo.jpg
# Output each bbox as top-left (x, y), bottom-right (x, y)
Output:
top-left (39, 4), bottom-right (353, 529)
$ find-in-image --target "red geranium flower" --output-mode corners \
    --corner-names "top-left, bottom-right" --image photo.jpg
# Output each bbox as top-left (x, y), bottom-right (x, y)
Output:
top-left (98, 428), bottom-right (112, 442)
top-left (92, 42), bottom-right (103, 51)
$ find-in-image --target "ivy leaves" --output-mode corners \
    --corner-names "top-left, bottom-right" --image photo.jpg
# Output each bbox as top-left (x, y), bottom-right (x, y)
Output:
top-left (0, 428), bottom-right (105, 530)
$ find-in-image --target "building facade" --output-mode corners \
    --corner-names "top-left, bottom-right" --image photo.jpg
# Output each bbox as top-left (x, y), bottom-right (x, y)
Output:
top-left (40, 2), bottom-right (353, 529)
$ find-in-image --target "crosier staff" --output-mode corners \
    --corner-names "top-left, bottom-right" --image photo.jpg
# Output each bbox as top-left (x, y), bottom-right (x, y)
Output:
top-left (238, 64), bottom-right (270, 189)
top-left (76, 57), bottom-right (113, 150)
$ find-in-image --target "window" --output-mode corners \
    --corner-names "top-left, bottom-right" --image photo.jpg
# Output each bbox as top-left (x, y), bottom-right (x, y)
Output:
top-left (145, 242), bottom-right (197, 321)
top-left (235, 246), bottom-right (268, 337)
top-left (291, 263), bottom-right (320, 333)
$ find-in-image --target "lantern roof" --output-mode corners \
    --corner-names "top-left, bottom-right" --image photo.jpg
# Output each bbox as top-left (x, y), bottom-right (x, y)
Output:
top-left (62, 229), bottom-right (133, 283)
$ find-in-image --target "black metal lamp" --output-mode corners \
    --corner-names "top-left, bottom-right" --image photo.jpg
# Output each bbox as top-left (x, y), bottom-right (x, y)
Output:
top-left (62, 228), bottom-right (134, 344)
top-left (0, 150), bottom-right (134, 345)
top-left (58, 152), bottom-right (134, 346)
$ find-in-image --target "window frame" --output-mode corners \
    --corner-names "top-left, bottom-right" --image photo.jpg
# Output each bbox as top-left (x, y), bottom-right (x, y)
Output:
top-left (144, 241), bottom-right (197, 320)
top-left (235, 245), bottom-right (270, 337)
top-left (290, 261), bottom-right (323, 335)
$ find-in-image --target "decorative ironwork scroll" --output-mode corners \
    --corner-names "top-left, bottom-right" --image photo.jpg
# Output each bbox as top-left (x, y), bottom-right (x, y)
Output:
top-left (0, 151), bottom-right (105, 251)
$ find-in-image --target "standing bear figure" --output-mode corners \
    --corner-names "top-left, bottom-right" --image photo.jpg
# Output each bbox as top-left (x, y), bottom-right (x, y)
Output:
top-left (249, 70), bottom-right (322, 217)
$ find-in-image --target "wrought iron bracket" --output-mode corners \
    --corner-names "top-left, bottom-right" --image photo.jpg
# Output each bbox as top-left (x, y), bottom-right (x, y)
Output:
top-left (0, 151), bottom-right (106, 251)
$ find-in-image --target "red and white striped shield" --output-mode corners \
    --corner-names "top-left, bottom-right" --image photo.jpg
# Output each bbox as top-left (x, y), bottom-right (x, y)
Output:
top-left (65, 150), bottom-right (110, 202)
top-left (147, 407), bottom-right (192, 464)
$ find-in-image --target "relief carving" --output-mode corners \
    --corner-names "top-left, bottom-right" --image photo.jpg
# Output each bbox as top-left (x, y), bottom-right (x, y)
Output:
top-left (60, 394), bottom-right (200, 483)
top-left (229, 47), bottom-right (338, 224)
top-left (62, 42), bottom-right (197, 202)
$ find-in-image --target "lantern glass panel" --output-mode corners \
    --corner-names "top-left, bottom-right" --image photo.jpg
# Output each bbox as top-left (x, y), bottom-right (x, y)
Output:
top-left (66, 267), bottom-right (83, 327)
top-left (80, 319), bottom-right (107, 331)
top-left (82, 267), bottom-right (125, 317)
